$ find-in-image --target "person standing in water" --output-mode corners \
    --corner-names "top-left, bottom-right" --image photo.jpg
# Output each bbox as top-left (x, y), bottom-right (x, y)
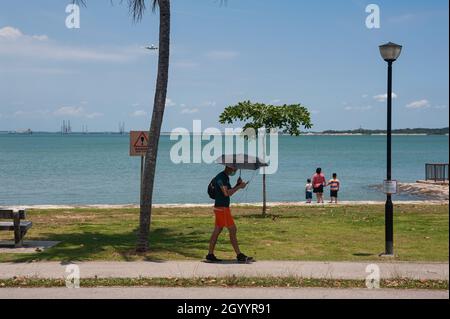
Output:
top-left (312, 168), bottom-right (326, 204)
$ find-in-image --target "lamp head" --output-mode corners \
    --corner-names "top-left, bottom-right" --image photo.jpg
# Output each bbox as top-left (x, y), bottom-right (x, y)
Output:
top-left (379, 42), bottom-right (402, 62)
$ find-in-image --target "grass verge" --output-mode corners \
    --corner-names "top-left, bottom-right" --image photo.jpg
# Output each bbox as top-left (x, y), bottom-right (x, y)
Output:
top-left (0, 277), bottom-right (447, 290)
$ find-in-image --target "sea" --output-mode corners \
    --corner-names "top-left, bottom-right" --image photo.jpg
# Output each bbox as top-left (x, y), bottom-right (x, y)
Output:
top-left (0, 133), bottom-right (448, 206)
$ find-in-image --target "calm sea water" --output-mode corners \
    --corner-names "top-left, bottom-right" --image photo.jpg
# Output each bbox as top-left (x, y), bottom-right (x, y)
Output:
top-left (0, 133), bottom-right (448, 205)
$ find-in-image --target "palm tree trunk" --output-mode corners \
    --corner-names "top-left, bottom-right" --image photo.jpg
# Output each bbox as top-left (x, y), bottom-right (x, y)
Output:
top-left (136, 0), bottom-right (170, 252)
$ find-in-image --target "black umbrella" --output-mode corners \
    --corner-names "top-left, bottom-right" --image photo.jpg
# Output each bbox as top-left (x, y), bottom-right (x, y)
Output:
top-left (215, 154), bottom-right (268, 171)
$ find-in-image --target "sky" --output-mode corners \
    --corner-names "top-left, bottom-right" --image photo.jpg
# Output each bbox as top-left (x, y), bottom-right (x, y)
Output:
top-left (0, 0), bottom-right (448, 132)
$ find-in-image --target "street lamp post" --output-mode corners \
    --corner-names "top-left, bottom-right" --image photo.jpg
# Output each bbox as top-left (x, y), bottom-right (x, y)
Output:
top-left (379, 42), bottom-right (402, 256)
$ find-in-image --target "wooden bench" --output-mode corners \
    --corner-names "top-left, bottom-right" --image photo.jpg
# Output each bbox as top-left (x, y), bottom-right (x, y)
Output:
top-left (0, 209), bottom-right (32, 248)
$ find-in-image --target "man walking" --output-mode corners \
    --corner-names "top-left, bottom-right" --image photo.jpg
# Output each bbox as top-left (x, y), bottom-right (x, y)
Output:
top-left (206, 166), bottom-right (254, 263)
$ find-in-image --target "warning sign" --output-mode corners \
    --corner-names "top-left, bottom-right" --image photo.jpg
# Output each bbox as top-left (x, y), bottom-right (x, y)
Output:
top-left (130, 131), bottom-right (149, 156)
top-left (383, 180), bottom-right (398, 195)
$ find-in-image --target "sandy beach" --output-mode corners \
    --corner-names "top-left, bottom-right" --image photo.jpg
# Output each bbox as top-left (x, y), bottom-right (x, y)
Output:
top-left (3, 181), bottom-right (447, 211)
top-left (4, 200), bottom-right (447, 210)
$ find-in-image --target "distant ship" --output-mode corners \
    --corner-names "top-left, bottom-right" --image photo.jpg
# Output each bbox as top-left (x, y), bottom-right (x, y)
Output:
top-left (9, 128), bottom-right (33, 135)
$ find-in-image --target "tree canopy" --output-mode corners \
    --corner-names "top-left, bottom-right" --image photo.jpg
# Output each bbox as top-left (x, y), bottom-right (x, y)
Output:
top-left (219, 101), bottom-right (313, 136)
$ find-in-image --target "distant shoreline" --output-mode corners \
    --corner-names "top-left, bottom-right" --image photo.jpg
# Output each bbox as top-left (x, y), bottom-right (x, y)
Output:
top-left (1, 131), bottom-right (449, 136)
top-left (1, 126), bottom-right (448, 136)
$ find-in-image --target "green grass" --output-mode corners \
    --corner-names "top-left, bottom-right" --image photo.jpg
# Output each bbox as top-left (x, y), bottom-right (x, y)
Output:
top-left (0, 204), bottom-right (448, 263)
top-left (0, 277), bottom-right (448, 290)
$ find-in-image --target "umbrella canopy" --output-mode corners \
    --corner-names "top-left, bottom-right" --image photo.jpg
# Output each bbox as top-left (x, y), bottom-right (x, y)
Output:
top-left (215, 154), bottom-right (268, 170)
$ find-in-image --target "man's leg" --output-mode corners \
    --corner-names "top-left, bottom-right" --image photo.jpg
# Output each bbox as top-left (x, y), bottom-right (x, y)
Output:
top-left (208, 226), bottom-right (223, 254)
top-left (228, 225), bottom-right (241, 255)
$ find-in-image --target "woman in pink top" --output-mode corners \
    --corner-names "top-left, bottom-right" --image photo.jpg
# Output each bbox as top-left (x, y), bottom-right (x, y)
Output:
top-left (312, 167), bottom-right (326, 203)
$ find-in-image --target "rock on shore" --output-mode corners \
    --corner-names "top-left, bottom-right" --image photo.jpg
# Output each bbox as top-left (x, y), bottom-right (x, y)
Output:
top-left (399, 182), bottom-right (449, 201)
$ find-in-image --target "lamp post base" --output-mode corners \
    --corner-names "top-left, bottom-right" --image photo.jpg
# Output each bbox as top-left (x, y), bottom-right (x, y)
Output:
top-left (378, 252), bottom-right (396, 258)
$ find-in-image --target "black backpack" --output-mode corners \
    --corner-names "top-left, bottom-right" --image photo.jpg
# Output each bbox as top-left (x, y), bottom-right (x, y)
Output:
top-left (207, 177), bottom-right (216, 200)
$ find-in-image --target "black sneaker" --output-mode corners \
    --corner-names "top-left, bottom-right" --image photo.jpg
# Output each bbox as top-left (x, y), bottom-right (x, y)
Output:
top-left (237, 253), bottom-right (254, 263)
top-left (205, 254), bottom-right (222, 263)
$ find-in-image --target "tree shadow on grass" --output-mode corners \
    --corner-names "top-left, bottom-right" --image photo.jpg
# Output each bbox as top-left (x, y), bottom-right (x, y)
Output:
top-left (352, 252), bottom-right (376, 257)
top-left (238, 214), bottom-right (283, 221)
top-left (9, 227), bottom-right (207, 263)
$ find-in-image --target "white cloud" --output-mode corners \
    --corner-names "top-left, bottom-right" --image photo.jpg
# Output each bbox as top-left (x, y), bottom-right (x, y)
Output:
top-left (53, 106), bottom-right (103, 119)
top-left (166, 98), bottom-right (176, 107)
top-left (434, 105), bottom-right (448, 110)
top-left (406, 99), bottom-right (431, 109)
top-left (344, 105), bottom-right (373, 111)
top-left (32, 35), bottom-right (49, 41)
top-left (12, 109), bottom-right (50, 118)
top-left (0, 26), bottom-right (48, 42)
top-left (54, 106), bottom-right (84, 117)
top-left (181, 108), bottom-right (199, 114)
top-left (0, 26), bottom-right (23, 39)
top-left (0, 26), bottom-right (143, 63)
top-left (130, 110), bottom-right (148, 117)
top-left (202, 101), bottom-right (217, 107)
top-left (85, 112), bottom-right (103, 119)
top-left (373, 93), bottom-right (398, 102)
top-left (206, 50), bottom-right (239, 60)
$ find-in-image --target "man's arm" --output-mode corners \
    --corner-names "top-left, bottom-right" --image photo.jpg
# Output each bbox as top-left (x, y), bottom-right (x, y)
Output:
top-left (220, 180), bottom-right (247, 197)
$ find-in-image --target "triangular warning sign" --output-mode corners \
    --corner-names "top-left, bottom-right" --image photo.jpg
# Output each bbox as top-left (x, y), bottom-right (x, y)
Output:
top-left (130, 131), bottom-right (150, 156)
top-left (133, 131), bottom-right (149, 147)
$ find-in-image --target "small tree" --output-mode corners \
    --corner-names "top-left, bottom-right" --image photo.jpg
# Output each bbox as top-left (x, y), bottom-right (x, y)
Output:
top-left (219, 101), bottom-right (312, 215)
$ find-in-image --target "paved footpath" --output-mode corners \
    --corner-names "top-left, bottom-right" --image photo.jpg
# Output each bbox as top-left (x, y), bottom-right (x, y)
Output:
top-left (0, 287), bottom-right (448, 299)
top-left (0, 261), bottom-right (448, 280)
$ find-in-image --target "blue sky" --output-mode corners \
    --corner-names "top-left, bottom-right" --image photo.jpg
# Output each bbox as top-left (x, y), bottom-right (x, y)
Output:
top-left (0, 0), bottom-right (448, 132)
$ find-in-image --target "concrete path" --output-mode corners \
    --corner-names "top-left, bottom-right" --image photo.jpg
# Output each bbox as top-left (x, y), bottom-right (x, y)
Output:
top-left (0, 287), bottom-right (447, 299)
top-left (0, 261), bottom-right (448, 280)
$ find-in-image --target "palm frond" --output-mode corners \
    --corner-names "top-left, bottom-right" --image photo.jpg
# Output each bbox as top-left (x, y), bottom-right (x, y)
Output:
top-left (73, 0), bottom-right (159, 22)
top-left (129, 0), bottom-right (159, 21)
top-left (73, 0), bottom-right (86, 6)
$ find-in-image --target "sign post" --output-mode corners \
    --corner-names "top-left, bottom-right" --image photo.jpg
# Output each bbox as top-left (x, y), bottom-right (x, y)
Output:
top-left (130, 131), bottom-right (150, 202)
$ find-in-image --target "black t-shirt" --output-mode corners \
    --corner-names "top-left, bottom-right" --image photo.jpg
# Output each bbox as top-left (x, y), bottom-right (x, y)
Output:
top-left (214, 172), bottom-right (231, 207)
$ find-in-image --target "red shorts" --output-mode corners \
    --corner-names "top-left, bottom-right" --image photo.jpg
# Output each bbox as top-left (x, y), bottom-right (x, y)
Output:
top-left (214, 207), bottom-right (235, 228)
